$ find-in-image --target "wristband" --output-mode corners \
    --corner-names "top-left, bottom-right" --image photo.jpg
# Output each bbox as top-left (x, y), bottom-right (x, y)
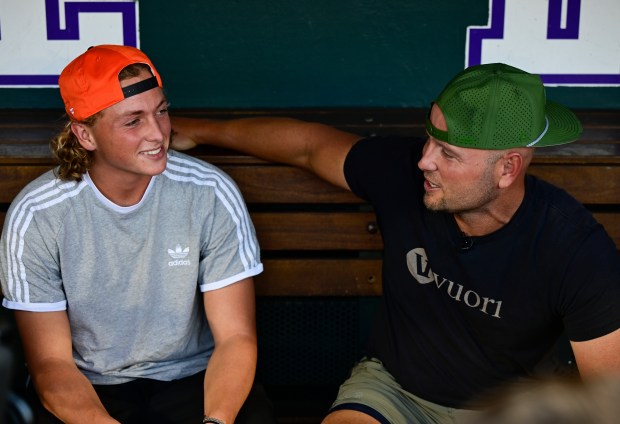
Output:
top-left (203, 417), bottom-right (224, 424)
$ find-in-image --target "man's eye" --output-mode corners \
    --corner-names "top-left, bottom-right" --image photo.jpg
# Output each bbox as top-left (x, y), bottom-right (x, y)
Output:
top-left (125, 119), bottom-right (140, 127)
top-left (441, 149), bottom-right (454, 158)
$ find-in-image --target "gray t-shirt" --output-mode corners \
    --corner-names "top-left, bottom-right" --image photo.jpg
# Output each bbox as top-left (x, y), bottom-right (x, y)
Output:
top-left (1, 150), bottom-right (262, 384)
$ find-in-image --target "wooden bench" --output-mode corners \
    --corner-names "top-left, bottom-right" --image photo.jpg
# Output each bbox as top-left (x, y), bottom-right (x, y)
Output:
top-left (1, 108), bottom-right (619, 423)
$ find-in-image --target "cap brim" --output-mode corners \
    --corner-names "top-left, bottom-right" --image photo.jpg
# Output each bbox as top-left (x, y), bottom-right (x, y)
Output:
top-left (534, 101), bottom-right (583, 147)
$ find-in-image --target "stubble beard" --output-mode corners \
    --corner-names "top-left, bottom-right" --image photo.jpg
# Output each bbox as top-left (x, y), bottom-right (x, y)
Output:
top-left (423, 173), bottom-right (499, 215)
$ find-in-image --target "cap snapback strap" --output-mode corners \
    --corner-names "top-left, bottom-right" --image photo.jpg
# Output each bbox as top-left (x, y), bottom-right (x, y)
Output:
top-left (122, 76), bottom-right (159, 98)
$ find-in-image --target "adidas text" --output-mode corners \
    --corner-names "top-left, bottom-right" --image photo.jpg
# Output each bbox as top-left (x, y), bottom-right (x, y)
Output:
top-left (169, 259), bottom-right (191, 267)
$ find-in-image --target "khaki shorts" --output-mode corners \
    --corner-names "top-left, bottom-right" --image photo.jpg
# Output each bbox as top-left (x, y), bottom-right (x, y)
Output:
top-left (329, 358), bottom-right (480, 424)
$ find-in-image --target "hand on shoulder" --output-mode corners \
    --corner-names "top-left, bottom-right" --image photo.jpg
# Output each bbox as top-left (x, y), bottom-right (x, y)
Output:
top-left (170, 116), bottom-right (205, 151)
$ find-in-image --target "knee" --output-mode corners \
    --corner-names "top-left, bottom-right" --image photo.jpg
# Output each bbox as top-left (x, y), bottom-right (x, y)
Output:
top-left (322, 409), bottom-right (381, 424)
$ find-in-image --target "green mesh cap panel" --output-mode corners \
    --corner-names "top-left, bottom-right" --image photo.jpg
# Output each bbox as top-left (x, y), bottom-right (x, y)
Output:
top-left (426, 63), bottom-right (582, 150)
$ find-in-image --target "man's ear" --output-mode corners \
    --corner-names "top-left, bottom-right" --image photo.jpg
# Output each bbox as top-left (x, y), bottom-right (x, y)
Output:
top-left (70, 122), bottom-right (97, 151)
top-left (497, 152), bottom-right (525, 189)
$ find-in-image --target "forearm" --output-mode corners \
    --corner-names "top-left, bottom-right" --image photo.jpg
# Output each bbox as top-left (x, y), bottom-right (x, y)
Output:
top-left (172, 116), bottom-right (360, 189)
top-left (31, 359), bottom-right (118, 424)
top-left (177, 116), bottom-right (321, 165)
top-left (203, 333), bottom-right (257, 423)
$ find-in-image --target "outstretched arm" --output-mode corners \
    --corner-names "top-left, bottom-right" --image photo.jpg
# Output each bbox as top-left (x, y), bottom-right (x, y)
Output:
top-left (15, 310), bottom-right (119, 423)
top-left (171, 116), bottom-right (363, 191)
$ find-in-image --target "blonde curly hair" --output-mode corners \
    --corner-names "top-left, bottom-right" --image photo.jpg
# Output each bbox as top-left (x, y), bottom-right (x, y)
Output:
top-left (51, 63), bottom-right (153, 181)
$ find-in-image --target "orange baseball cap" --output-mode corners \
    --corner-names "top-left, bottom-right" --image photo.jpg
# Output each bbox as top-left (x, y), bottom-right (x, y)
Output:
top-left (58, 44), bottom-right (163, 121)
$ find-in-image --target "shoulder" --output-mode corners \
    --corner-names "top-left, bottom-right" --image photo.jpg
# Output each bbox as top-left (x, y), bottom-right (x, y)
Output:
top-left (345, 136), bottom-right (425, 178)
top-left (163, 150), bottom-right (239, 188)
top-left (165, 149), bottom-right (221, 172)
top-left (524, 175), bottom-right (619, 274)
top-left (347, 136), bottom-right (425, 160)
top-left (165, 150), bottom-right (232, 178)
top-left (345, 136), bottom-right (425, 198)
top-left (3, 171), bottom-right (88, 251)
top-left (160, 151), bottom-right (246, 210)
top-left (527, 176), bottom-right (600, 234)
top-left (8, 169), bottom-right (87, 216)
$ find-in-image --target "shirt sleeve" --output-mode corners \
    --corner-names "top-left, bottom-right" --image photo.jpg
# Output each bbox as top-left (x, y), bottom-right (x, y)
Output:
top-left (344, 136), bottom-right (426, 202)
top-left (560, 224), bottom-right (620, 342)
top-left (197, 169), bottom-right (262, 292)
top-left (1, 200), bottom-right (66, 311)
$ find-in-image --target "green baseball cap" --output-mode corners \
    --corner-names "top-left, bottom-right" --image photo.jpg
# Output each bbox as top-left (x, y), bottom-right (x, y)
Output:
top-left (426, 63), bottom-right (583, 149)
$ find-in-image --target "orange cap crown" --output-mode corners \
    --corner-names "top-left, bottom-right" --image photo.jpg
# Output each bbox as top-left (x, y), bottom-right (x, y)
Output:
top-left (58, 45), bottom-right (163, 121)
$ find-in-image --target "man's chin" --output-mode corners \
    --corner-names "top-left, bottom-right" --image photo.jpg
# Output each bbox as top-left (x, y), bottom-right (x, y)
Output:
top-left (423, 195), bottom-right (447, 212)
top-left (145, 159), bottom-right (168, 177)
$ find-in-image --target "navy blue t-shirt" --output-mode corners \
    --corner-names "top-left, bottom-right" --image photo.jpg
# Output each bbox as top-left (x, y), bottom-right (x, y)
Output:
top-left (344, 136), bottom-right (620, 408)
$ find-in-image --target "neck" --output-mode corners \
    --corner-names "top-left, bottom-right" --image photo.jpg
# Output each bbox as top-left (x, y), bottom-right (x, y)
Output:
top-left (87, 171), bottom-right (152, 207)
top-left (454, 185), bottom-right (525, 237)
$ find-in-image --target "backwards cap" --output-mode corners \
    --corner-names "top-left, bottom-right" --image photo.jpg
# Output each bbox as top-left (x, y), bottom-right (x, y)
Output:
top-left (58, 44), bottom-right (163, 121)
top-left (426, 63), bottom-right (582, 149)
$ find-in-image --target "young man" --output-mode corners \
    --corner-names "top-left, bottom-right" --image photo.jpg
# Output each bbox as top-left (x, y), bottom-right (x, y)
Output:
top-left (0, 45), bottom-right (270, 424)
top-left (171, 63), bottom-right (620, 424)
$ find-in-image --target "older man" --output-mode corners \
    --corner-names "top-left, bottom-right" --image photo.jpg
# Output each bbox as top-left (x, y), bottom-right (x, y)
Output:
top-left (171, 63), bottom-right (620, 424)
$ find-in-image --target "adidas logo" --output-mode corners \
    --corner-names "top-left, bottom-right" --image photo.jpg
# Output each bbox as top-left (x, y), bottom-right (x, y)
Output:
top-left (168, 244), bottom-right (189, 259)
top-left (168, 244), bottom-right (191, 267)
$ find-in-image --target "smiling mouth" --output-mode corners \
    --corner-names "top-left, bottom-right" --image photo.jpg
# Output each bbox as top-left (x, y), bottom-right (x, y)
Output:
top-left (427, 180), bottom-right (439, 188)
top-left (141, 146), bottom-right (163, 156)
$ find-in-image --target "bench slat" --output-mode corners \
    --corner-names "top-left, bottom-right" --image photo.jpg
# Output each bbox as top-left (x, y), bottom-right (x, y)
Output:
top-left (222, 166), bottom-right (362, 204)
top-left (526, 165), bottom-right (620, 204)
top-left (256, 259), bottom-right (382, 296)
top-left (0, 165), bottom-right (54, 202)
top-left (0, 163), bottom-right (618, 205)
top-left (595, 212), bottom-right (620, 248)
top-left (253, 212), bottom-right (381, 250)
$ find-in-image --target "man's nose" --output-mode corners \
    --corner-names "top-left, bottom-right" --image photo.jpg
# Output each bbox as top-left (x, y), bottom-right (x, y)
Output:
top-left (144, 117), bottom-right (166, 142)
top-left (418, 140), bottom-right (437, 171)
